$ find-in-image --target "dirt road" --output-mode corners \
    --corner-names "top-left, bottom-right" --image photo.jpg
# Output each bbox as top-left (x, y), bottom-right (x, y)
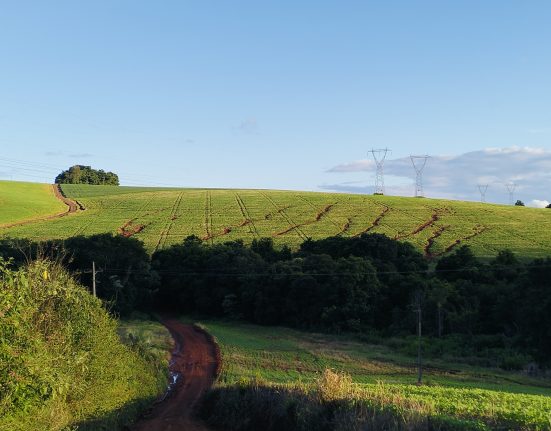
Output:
top-left (132, 320), bottom-right (220, 431)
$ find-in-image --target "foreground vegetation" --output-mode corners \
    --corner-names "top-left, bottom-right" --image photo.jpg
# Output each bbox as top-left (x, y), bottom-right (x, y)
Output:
top-left (0, 260), bottom-right (167, 431)
top-left (2, 232), bottom-right (550, 364)
top-left (1, 181), bottom-right (551, 258)
top-left (194, 319), bottom-right (551, 431)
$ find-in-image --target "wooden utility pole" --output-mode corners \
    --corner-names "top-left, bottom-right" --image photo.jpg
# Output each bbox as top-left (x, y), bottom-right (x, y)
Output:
top-left (85, 262), bottom-right (102, 297)
top-left (92, 261), bottom-right (97, 297)
top-left (416, 304), bottom-right (423, 385)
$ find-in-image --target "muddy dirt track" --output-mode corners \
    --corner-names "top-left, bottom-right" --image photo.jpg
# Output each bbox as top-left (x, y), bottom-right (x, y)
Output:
top-left (132, 320), bottom-right (220, 431)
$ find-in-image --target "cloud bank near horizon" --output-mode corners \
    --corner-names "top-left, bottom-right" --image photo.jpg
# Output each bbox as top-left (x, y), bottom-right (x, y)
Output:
top-left (323, 147), bottom-right (551, 206)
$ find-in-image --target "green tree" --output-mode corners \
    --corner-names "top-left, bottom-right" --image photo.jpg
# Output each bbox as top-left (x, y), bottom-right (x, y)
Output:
top-left (55, 165), bottom-right (119, 185)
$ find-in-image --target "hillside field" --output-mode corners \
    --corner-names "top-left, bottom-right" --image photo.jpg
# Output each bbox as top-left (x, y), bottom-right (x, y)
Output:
top-left (1, 181), bottom-right (550, 258)
top-left (155, 318), bottom-right (551, 430)
top-left (0, 181), bottom-right (66, 227)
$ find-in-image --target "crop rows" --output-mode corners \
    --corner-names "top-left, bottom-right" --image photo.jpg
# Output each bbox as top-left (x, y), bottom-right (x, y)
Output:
top-left (1, 184), bottom-right (551, 258)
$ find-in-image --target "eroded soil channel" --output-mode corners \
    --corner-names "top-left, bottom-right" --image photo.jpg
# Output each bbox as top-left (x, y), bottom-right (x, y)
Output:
top-left (132, 320), bottom-right (220, 431)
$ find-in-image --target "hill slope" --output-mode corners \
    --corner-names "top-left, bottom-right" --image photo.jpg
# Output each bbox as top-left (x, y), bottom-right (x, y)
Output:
top-left (1, 182), bottom-right (550, 258)
top-left (0, 181), bottom-right (66, 227)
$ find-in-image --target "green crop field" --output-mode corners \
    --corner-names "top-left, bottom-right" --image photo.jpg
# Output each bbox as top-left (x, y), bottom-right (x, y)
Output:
top-left (0, 181), bottom-right (66, 227)
top-left (1, 181), bottom-right (550, 258)
top-left (191, 318), bottom-right (551, 430)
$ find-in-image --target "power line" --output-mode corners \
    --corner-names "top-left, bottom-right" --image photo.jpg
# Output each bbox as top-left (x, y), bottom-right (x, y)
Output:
top-left (505, 182), bottom-right (517, 205)
top-left (410, 155), bottom-right (430, 198)
top-left (369, 148), bottom-right (390, 195)
top-left (477, 184), bottom-right (489, 203)
top-left (78, 261), bottom-right (551, 277)
top-left (0, 156), bottom-right (185, 187)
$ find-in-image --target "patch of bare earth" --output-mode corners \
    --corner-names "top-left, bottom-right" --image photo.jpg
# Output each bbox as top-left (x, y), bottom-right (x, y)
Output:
top-left (132, 320), bottom-right (220, 431)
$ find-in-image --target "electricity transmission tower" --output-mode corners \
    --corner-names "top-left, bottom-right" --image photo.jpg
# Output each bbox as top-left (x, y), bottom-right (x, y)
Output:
top-left (369, 148), bottom-right (390, 195)
top-left (477, 184), bottom-right (489, 203)
top-left (410, 155), bottom-right (430, 197)
top-left (505, 182), bottom-right (517, 205)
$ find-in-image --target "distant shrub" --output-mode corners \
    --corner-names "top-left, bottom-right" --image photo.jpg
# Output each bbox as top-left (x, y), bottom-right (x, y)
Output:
top-left (55, 165), bottom-right (119, 185)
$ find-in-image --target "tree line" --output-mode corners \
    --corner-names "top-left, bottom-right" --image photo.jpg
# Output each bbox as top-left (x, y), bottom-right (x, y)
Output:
top-left (55, 165), bottom-right (119, 185)
top-left (0, 233), bottom-right (549, 366)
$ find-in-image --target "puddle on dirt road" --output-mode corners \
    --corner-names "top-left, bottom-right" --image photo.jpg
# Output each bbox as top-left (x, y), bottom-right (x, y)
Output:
top-left (159, 369), bottom-right (182, 402)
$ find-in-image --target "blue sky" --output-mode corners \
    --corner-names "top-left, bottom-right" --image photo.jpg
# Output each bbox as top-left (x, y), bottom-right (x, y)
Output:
top-left (1, 1), bottom-right (550, 204)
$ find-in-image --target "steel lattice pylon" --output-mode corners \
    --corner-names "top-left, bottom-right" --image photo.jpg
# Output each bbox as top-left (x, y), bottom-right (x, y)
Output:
top-left (506, 182), bottom-right (517, 205)
top-left (410, 155), bottom-right (430, 197)
top-left (369, 148), bottom-right (390, 195)
top-left (477, 184), bottom-right (489, 203)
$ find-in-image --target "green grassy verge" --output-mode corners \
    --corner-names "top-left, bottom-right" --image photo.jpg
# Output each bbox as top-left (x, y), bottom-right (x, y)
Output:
top-left (0, 261), bottom-right (167, 431)
top-left (0, 181), bottom-right (65, 226)
top-left (192, 319), bottom-right (551, 430)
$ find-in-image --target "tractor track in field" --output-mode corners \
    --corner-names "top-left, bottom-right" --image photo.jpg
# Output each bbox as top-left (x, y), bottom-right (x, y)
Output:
top-left (263, 205), bottom-right (291, 221)
top-left (202, 194), bottom-right (263, 242)
top-left (235, 193), bottom-right (258, 237)
top-left (123, 205), bottom-right (174, 240)
top-left (354, 205), bottom-right (390, 237)
top-left (131, 319), bottom-right (220, 431)
top-left (72, 195), bottom-right (128, 237)
top-left (155, 193), bottom-right (184, 251)
top-left (272, 201), bottom-right (336, 238)
top-left (118, 195), bottom-right (158, 238)
top-left (262, 193), bottom-right (308, 240)
top-left (338, 217), bottom-right (353, 236)
top-left (424, 225), bottom-right (448, 258)
top-left (0, 184), bottom-right (80, 230)
top-left (296, 195), bottom-right (342, 231)
top-left (430, 224), bottom-right (489, 258)
top-left (202, 191), bottom-right (215, 244)
top-left (394, 210), bottom-right (440, 240)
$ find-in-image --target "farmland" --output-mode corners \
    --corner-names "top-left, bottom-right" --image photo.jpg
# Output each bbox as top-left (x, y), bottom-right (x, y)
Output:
top-left (0, 181), bottom-right (66, 227)
top-left (0, 181), bottom-right (551, 258)
top-left (192, 319), bottom-right (551, 430)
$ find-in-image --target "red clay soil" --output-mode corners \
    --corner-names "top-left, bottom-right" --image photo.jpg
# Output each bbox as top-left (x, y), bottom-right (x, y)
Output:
top-left (273, 204), bottom-right (335, 237)
top-left (424, 225), bottom-right (447, 258)
top-left (0, 184), bottom-right (79, 229)
top-left (132, 320), bottom-right (220, 431)
top-left (339, 218), bottom-right (352, 236)
top-left (354, 206), bottom-right (390, 237)
top-left (118, 218), bottom-right (148, 238)
top-left (434, 225), bottom-right (489, 257)
top-left (394, 211), bottom-right (439, 240)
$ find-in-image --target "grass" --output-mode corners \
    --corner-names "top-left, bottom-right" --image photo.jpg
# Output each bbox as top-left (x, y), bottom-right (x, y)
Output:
top-left (118, 316), bottom-right (173, 377)
top-left (0, 181), bottom-right (65, 226)
top-left (0, 261), bottom-right (167, 431)
top-left (191, 318), bottom-right (551, 430)
top-left (0, 182), bottom-right (550, 259)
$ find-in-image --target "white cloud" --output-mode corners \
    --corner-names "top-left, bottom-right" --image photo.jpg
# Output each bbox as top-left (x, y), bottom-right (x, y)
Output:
top-left (529, 200), bottom-right (550, 208)
top-left (325, 147), bottom-right (551, 204)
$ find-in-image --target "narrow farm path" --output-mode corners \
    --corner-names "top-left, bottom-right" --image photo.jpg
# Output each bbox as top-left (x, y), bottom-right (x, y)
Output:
top-left (132, 320), bottom-right (220, 431)
top-left (0, 184), bottom-right (79, 230)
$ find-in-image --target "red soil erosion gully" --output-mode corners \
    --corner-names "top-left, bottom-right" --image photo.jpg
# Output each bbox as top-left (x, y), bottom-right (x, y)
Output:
top-left (131, 319), bottom-right (221, 431)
